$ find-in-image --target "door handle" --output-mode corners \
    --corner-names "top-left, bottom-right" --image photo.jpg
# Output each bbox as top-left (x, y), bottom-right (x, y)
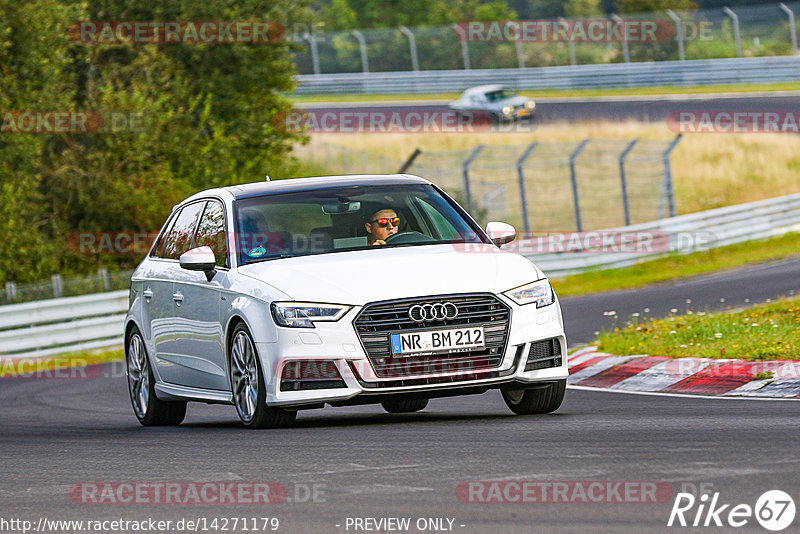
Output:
top-left (143, 289), bottom-right (153, 299)
top-left (172, 292), bottom-right (184, 303)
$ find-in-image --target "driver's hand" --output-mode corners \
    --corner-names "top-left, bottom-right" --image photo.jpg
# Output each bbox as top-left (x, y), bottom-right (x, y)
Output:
top-left (371, 240), bottom-right (386, 246)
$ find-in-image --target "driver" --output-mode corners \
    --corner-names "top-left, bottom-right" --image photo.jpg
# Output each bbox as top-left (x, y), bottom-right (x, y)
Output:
top-left (364, 208), bottom-right (399, 245)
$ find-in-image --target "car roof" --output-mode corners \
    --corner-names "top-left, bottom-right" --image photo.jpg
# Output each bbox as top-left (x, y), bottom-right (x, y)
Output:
top-left (180, 174), bottom-right (433, 205)
top-left (464, 84), bottom-right (506, 95)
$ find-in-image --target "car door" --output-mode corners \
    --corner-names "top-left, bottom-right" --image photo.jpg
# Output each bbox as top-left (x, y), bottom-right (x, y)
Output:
top-left (150, 200), bottom-right (206, 387)
top-left (171, 199), bottom-right (230, 391)
top-left (137, 213), bottom-right (181, 370)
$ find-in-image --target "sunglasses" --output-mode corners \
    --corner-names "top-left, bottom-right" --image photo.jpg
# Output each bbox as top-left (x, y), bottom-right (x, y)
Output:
top-left (370, 217), bottom-right (400, 227)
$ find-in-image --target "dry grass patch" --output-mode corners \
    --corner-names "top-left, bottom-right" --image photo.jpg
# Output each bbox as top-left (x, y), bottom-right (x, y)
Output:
top-left (307, 120), bottom-right (800, 215)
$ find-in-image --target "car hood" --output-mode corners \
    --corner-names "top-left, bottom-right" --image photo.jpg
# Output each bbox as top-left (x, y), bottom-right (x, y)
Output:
top-left (237, 244), bottom-right (543, 305)
top-left (495, 95), bottom-right (531, 108)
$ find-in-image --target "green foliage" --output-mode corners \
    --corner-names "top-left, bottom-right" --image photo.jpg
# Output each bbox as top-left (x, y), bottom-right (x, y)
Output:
top-left (0, 0), bottom-right (308, 283)
top-left (614, 0), bottom-right (698, 13)
top-left (564, 0), bottom-right (604, 17)
top-left (318, 0), bottom-right (517, 31)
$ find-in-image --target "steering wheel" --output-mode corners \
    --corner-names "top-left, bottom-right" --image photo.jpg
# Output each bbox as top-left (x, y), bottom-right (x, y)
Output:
top-left (385, 231), bottom-right (431, 245)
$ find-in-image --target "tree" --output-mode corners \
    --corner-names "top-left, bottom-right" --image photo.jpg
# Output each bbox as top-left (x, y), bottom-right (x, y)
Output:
top-left (614, 0), bottom-right (698, 14)
top-left (0, 0), bottom-right (79, 282)
top-left (0, 0), bottom-right (310, 282)
top-left (318, 0), bottom-right (517, 30)
top-left (564, 0), bottom-right (603, 17)
top-left (564, 0), bottom-right (604, 17)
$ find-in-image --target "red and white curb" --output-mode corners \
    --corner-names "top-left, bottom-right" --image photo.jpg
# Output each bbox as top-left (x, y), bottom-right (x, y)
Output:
top-left (568, 346), bottom-right (800, 398)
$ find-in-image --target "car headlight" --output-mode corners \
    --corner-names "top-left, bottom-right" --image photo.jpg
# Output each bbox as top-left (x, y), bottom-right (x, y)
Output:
top-left (503, 279), bottom-right (555, 308)
top-left (271, 302), bottom-right (352, 328)
top-left (502, 106), bottom-right (513, 116)
top-left (525, 100), bottom-right (536, 110)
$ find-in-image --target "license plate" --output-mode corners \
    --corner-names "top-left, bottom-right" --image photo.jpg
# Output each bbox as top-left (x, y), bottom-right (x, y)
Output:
top-left (390, 327), bottom-right (485, 357)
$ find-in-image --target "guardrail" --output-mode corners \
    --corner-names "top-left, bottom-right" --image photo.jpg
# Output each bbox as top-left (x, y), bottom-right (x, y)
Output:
top-left (0, 290), bottom-right (128, 360)
top-left (1, 193), bottom-right (799, 359)
top-left (295, 56), bottom-right (800, 94)
top-left (527, 192), bottom-right (800, 278)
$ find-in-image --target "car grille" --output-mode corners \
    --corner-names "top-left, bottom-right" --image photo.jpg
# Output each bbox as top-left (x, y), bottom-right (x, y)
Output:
top-left (353, 293), bottom-right (510, 379)
top-left (524, 338), bottom-right (562, 371)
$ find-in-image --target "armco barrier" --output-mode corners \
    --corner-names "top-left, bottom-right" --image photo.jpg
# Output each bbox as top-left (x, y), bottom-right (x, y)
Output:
top-left (527, 192), bottom-right (800, 278)
top-left (295, 56), bottom-right (800, 94)
top-left (1, 193), bottom-right (799, 359)
top-left (0, 290), bottom-right (128, 360)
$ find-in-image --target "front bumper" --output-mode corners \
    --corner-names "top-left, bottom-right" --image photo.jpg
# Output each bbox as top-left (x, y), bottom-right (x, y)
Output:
top-left (257, 295), bottom-right (567, 408)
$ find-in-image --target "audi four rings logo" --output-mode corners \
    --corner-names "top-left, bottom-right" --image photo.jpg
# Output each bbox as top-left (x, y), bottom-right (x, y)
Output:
top-left (408, 302), bottom-right (459, 322)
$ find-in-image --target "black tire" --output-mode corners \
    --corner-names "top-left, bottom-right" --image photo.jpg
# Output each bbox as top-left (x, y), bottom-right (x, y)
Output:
top-left (125, 326), bottom-right (187, 426)
top-left (501, 380), bottom-right (565, 415)
top-left (229, 323), bottom-right (296, 429)
top-left (381, 398), bottom-right (429, 414)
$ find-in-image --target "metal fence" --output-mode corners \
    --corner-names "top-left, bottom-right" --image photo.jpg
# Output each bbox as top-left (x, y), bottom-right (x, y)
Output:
top-left (2, 193), bottom-right (797, 359)
top-left (529, 192), bottom-right (800, 278)
top-left (1, 269), bottom-right (133, 306)
top-left (296, 2), bottom-right (800, 75)
top-left (297, 136), bottom-right (682, 232)
top-left (0, 290), bottom-right (128, 359)
top-left (295, 55), bottom-right (800, 94)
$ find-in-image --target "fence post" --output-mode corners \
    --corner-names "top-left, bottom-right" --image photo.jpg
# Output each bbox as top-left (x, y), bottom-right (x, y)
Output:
top-left (509, 22), bottom-right (525, 68)
top-left (52, 274), bottom-right (63, 298)
top-left (398, 148), bottom-right (422, 173)
top-left (351, 30), bottom-right (370, 73)
top-left (666, 10), bottom-right (685, 61)
top-left (5, 282), bottom-right (16, 303)
top-left (779, 3), bottom-right (798, 56)
top-left (723, 7), bottom-right (743, 58)
top-left (462, 145), bottom-right (485, 213)
top-left (516, 142), bottom-right (538, 234)
top-left (303, 32), bottom-right (321, 75)
top-left (569, 139), bottom-right (590, 232)
top-left (558, 17), bottom-right (577, 66)
top-left (399, 26), bottom-right (420, 71)
top-left (618, 138), bottom-right (639, 227)
top-left (611, 15), bottom-right (630, 63)
top-left (451, 24), bottom-right (471, 69)
top-left (99, 268), bottom-right (110, 291)
top-left (658, 134), bottom-right (682, 219)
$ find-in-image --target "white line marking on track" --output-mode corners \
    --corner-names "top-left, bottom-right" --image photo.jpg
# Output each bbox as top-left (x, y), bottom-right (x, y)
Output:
top-left (567, 384), bottom-right (800, 401)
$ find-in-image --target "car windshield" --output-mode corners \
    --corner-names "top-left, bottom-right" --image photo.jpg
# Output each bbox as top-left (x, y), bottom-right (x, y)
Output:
top-left (485, 90), bottom-right (513, 102)
top-left (235, 184), bottom-right (487, 264)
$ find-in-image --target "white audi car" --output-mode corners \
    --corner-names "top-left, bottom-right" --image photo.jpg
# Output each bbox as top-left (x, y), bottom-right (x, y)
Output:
top-left (124, 174), bottom-right (567, 428)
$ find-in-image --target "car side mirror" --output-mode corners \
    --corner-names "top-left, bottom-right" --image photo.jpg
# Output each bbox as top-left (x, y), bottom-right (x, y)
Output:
top-left (486, 221), bottom-right (516, 246)
top-left (179, 246), bottom-right (217, 281)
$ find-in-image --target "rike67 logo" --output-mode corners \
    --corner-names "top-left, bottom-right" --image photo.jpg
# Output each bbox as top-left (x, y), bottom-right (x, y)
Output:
top-left (668, 490), bottom-right (795, 531)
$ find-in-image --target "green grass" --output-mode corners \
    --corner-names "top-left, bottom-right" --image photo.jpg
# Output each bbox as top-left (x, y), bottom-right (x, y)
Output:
top-left (596, 298), bottom-right (800, 361)
top-left (0, 348), bottom-right (123, 377)
top-left (289, 82), bottom-right (800, 104)
top-left (552, 232), bottom-right (800, 298)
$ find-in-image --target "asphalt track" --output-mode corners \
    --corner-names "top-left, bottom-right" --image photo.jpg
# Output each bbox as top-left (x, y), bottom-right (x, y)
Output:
top-left (2, 258), bottom-right (799, 533)
top-left (300, 92), bottom-right (800, 124)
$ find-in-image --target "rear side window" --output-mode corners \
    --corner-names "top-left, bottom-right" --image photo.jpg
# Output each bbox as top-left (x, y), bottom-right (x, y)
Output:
top-left (162, 202), bottom-right (206, 260)
top-left (194, 201), bottom-right (229, 267)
